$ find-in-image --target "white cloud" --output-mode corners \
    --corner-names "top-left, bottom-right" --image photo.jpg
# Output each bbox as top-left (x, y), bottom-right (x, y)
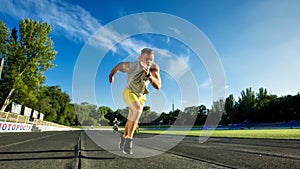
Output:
top-left (88, 26), bottom-right (125, 52)
top-left (135, 14), bottom-right (152, 32)
top-left (118, 8), bottom-right (128, 17)
top-left (168, 27), bottom-right (181, 36)
top-left (0, 0), bottom-right (100, 43)
top-left (1, 0), bottom-right (195, 81)
top-left (0, 0), bottom-right (155, 56)
top-left (155, 49), bottom-right (190, 79)
top-left (178, 47), bottom-right (190, 65)
top-left (119, 38), bottom-right (151, 56)
top-left (166, 36), bottom-right (170, 45)
top-left (155, 48), bottom-right (173, 59)
top-left (167, 58), bottom-right (189, 79)
top-left (199, 79), bottom-right (211, 88)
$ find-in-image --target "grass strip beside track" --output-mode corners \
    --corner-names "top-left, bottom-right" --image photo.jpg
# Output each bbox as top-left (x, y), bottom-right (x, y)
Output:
top-left (139, 129), bottom-right (300, 140)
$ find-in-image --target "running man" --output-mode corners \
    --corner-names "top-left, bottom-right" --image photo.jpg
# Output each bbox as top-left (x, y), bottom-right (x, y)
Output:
top-left (109, 48), bottom-right (161, 154)
top-left (113, 117), bottom-right (120, 133)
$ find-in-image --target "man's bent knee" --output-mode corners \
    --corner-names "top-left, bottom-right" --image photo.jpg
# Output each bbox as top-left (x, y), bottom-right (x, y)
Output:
top-left (130, 101), bottom-right (143, 112)
top-left (128, 110), bottom-right (142, 122)
top-left (128, 101), bottom-right (143, 122)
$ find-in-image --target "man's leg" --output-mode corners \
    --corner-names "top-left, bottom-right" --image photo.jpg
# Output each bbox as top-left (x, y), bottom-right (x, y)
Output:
top-left (120, 105), bottom-right (141, 153)
top-left (121, 88), bottom-right (145, 154)
top-left (123, 110), bottom-right (131, 138)
top-left (119, 121), bottom-right (128, 150)
top-left (125, 101), bottom-right (143, 138)
top-left (122, 101), bottom-right (143, 154)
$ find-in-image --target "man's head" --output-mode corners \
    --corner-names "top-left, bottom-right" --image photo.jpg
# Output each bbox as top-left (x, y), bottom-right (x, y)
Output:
top-left (139, 48), bottom-right (154, 67)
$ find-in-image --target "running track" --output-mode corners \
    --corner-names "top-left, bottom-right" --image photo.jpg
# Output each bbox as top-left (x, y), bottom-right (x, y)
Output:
top-left (0, 130), bottom-right (299, 169)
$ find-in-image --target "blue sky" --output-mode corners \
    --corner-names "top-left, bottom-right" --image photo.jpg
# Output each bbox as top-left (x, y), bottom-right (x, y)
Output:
top-left (0, 0), bottom-right (300, 113)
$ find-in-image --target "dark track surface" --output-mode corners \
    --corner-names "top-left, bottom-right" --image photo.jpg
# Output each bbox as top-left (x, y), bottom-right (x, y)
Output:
top-left (0, 130), bottom-right (299, 169)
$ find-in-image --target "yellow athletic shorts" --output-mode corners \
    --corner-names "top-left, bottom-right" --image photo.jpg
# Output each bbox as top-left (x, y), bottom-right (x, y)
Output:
top-left (122, 88), bottom-right (146, 107)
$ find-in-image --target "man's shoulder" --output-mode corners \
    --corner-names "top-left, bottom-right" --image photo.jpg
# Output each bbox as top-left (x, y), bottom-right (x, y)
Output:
top-left (118, 62), bottom-right (131, 73)
top-left (129, 61), bottom-right (140, 70)
top-left (130, 61), bottom-right (139, 65)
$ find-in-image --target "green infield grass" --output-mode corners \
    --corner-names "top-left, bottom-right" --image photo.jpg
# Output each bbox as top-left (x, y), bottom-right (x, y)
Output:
top-left (139, 129), bottom-right (300, 139)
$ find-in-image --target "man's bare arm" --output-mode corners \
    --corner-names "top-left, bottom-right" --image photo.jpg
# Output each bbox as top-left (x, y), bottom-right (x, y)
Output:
top-left (147, 64), bottom-right (161, 90)
top-left (109, 62), bottom-right (130, 83)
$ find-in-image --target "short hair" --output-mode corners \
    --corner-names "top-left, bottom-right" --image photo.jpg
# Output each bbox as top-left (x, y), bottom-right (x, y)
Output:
top-left (141, 48), bottom-right (154, 55)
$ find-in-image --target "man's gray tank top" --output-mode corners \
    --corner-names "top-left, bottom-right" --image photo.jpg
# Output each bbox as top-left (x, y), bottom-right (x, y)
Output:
top-left (127, 61), bottom-right (150, 95)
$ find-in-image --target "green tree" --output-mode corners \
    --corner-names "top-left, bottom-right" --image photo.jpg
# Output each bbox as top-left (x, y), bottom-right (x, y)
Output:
top-left (75, 102), bottom-right (97, 125)
top-left (0, 18), bottom-right (56, 111)
top-left (63, 103), bottom-right (80, 126)
top-left (205, 99), bottom-right (224, 126)
top-left (35, 86), bottom-right (58, 122)
top-left (0, 21), bottom-right (10, 104)
top-left (223, 94), bottom-right (236, 124)
top-left (280, 94), bottom-right (300, 122)
top-left (195, 105), bottom-right (207, 125)
top-left (177, 106), bottom-right (199, 125)
top-left (114, 108), bottom-right (129, 125)
top-left (157, 112), bottom-right (170, 125)
top-left (0, 21), bottom-right (9, 80)
top-left (97, 106), bottom-right (113, 125)
top-left (211, 99), bottom-right (225, 114)
top-left (238, 87), bottom-right (256, 123)
top-left (0, 20), bottom-right (9, 55)
top-left (139, 106), bottom-right (159, 124)
top-left (170, 109), bottom-right (183, 125)
top-left (255, 87), bottom-right (277, 122)
top-left (34, 85), bottom-right (76, 126)
top-left (104, 108), bottom-right (115, 124)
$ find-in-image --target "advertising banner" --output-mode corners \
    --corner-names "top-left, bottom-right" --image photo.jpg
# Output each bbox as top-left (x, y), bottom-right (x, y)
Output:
top-left (32, 110), bottom-right (38, 119)
top-left (24, 107), bottom-right (32, 117)
top-left (39, 113), bottom-right (44, 120)
top-left (0, 122), bottom-right (32, 132)
top-left (11, 102), bottom-right (22, 114)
